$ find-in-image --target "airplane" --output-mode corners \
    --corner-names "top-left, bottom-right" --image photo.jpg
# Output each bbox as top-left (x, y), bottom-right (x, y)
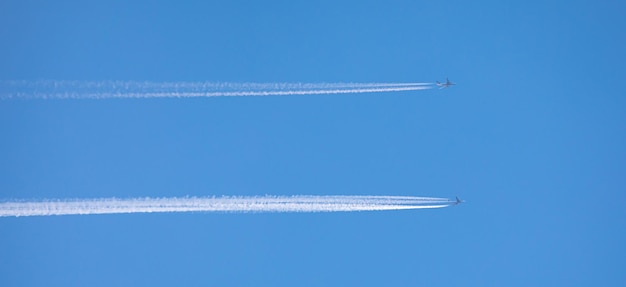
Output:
top-left (436, 78), bottom-right (455, 89)
top-left (453, 196), bottom-right (465, 205)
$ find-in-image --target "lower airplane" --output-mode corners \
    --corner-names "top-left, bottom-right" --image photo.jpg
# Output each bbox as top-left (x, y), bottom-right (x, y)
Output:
top-left (453, 196), bottom-right (465, 205)
top-left (436, 78), bottom-right (455, 89)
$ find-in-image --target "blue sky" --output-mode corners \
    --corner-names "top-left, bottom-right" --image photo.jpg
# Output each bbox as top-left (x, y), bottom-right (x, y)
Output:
top-left (1, 0), bottom-right (625, 286)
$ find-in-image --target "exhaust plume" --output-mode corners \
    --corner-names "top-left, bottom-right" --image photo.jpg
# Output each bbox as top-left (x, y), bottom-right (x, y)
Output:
top-left (0, 195), bottom-right (454, 217)
top-left (0, 80), bottom-right (433, 100)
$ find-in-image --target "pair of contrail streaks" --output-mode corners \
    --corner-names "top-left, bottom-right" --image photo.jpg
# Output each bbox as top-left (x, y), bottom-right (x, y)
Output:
top-left (0, 80), bottom-right (433, 100)
top-left (0, 195), bottom-right (454, 217)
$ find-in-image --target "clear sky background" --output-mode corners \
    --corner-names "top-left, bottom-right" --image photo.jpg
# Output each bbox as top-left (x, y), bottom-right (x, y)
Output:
top-left (1, 0), bottom-right (625, 286)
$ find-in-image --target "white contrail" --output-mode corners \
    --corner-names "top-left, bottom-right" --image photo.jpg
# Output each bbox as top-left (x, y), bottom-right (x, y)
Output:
top-left (0, 80), bottom-right (434, 100)
top-left (0, 195), bottom-right (454, 217)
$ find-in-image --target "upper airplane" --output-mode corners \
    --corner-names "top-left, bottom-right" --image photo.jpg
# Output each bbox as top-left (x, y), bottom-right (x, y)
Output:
top-left (453, 196), bottom-right (465, 205)
top-left (436, 78), bottom-right (455, 89)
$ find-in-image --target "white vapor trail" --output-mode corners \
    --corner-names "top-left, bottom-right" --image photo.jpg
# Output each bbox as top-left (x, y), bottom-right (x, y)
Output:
top-left (0, 195), bottom-right (453, 217)
top-left (0, 80), bottom-right (433, 99)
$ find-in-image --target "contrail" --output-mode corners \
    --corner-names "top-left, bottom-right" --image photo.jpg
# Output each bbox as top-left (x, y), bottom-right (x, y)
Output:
top-left (0, 80), bottom-right (433, 100)
top-left (0, 195), bottom-right (454, 217)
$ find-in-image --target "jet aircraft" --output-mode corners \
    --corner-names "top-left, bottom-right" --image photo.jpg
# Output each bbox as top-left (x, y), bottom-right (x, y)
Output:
top-left (436, 78), bottom-right (455, 89)
top-left (453, 196), bottom-right (465, 205)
